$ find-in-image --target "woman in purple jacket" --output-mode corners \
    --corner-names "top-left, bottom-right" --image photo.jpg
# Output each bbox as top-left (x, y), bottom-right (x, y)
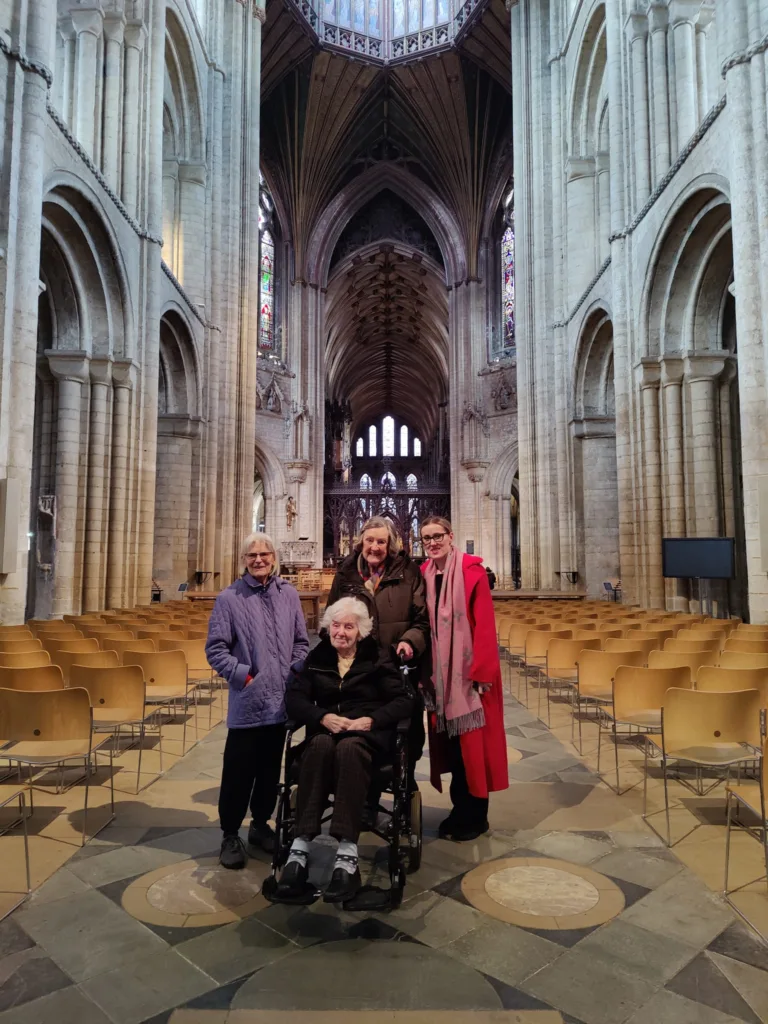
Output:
top-left (206, 532), bottom-right (309, 870)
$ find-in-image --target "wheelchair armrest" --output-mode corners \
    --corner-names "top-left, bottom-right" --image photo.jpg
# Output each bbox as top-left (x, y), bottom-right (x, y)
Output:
top-left (396, 718), bottom-right (410, 733)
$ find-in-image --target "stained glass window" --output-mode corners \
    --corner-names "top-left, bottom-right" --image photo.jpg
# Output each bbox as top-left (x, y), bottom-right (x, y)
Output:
top-left (502, 223), bottom-right (515, 348)
top-left (382, 416), bottom-right (395, 456)
top-left (368, 0), bottom-right (380, 34)
top-left (382, 471), bottom-right (396, 488)
top-left (400, 424), bottom-right (409, 456)
top-left (406, 473), bottom-right (417, 490)
top-left (368, 424), bottom-right (377, 457)
top-left (361, 473), bottom-right (372, 490)
top-left (423, 0), bottom-right (435, 27)
top-left (393, 0), bottom-right (405, 34)
top-left (354, 0), bottom-right (365, 31)
top-left (437, 0), bottom-right (449, 21)
top-left (339, 0), bottom-right (351, 25)
top-left (413, 436), bottom-right (422, 457)
top-left (259, 230), bottom-right (274, 350)
top-left (407, 0), bottom-right (419, 31)
top-left (356, 437), bottom-right (364, 458)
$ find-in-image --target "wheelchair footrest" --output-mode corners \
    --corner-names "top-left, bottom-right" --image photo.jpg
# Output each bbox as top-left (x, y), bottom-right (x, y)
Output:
top-left (261, 874), bottom-right (321, 906)
top-left (342, 884), bottom-right (401, 913)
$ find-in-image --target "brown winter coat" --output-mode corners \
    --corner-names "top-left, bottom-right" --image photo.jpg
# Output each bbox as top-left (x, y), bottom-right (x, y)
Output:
top-left (327, 550), bottom-right (430, 663)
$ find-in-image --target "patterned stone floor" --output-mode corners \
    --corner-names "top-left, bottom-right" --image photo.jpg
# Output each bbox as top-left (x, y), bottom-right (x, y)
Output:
top-left (1, 669), bottom-right (767, 1024)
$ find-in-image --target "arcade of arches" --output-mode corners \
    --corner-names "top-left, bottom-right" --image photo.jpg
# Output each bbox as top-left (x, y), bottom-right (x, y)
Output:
top-left (5, 2), bottom-right (768, 1021)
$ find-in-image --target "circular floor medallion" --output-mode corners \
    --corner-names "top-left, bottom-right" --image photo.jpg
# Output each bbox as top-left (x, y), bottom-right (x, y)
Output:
top-left (462, 856), bottom-right (625, 930)
top-left (121, 856), bottom-right (269, 927)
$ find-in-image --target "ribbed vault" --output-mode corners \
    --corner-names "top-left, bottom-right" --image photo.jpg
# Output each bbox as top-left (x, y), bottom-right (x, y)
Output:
top-left (325, 241), bottom-right (448, 442)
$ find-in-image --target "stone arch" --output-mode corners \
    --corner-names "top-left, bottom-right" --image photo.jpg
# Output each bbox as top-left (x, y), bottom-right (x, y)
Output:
top-left (163, 8), bottom-right (205, 163)
top-left (574, 306), bottom-right (614, 419)
top-left (483, 442), bottom-right (519, 585)
top-left (568, 3), bottom-right (607, 158)
top-left (253, 440), bottom-right (287, 541)
top-left (306, 164), bottom-right (467, 287)
top-left (158, 308), bottom-right (200, 416)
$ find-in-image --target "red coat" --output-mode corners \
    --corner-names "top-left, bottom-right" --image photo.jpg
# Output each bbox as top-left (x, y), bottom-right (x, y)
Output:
top-left (421, 554), bottom-right (509, 799)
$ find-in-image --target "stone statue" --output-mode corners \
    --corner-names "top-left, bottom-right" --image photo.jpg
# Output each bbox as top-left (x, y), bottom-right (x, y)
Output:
top-left (286, 495), bottom-right (298, 530)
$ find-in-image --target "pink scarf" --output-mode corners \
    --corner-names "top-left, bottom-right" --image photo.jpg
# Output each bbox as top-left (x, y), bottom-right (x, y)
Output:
top-left (423, 549), bottom-right (485, 736)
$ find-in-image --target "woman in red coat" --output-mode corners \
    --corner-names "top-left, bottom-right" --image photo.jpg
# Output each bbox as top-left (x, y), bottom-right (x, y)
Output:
top-left (419, 516), bottom-right (508, 840)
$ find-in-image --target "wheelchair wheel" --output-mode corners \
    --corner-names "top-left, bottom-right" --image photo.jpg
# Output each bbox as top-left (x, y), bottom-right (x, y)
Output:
top-left (271, 784), bottom-right (294, 870)
top-left (407, 789), bottom-right (422, 873)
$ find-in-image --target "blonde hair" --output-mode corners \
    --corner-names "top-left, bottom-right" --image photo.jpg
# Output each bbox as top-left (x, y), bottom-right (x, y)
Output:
top-left (320, 597), bottom-right (373, 638)
top-left (239, 532), bottom-right (280, 577)
top-left (355, 515), bottom-right (402, 555)
top-left (420, 516), bottom-right (453, 537)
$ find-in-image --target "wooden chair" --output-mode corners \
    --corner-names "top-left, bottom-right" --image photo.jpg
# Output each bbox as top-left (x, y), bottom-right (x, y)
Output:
top-left (647, 648), bottom-right (719, 682)
top-left (719, 651), bottom-right (768, 670)
top-left (724, 638), bottom-right (768, 655)
top-left (696, 667), bottom-right (768, 703)
top-left (0, 638), bottom-right (43, 654)
top-left (0, 651), bottom-right (51, 669)
top-left (0, 783), bottom-right (30, 920)
top-left (606, 665), bottom-right (693, 796)
top-left (28, 621), bottom-right (78, 636)
top-left (158, 638), bottom-right (220, 727)
top-left (663, 638), bottom-right (722, 654)
top-left (724, 735), bottom-right (768, 932)
top-left (603, 637), bottom-right (661, 661)
top-left (0, 626), bottom-right (34, 639)
top-left (42, 637), bottom-right (99, 659)
top-left (0, 665), bottom-right (65, 691)
top-left (648, 687), bottom-right (763, 845)
top-left (50, 649), bottom-right (119, 686)
top-left (540, 637), bottom-right (602, 727)
top-left (733, 625), bottom-right (768, 638)
top-left (122, 649), bottom-right (194, 761)
top-left (0, 686), bottom-right (114, 844)
top-left (69, 664), bottom-right (148, 793)
top-left (522, 629), bottom-right (572, 703)
top-left (573, 648), bottom-right (646, 754)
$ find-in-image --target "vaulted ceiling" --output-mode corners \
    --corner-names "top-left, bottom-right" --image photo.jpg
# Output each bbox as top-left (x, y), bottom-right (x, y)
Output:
top-left (260, 0), bottom-right (512, 446)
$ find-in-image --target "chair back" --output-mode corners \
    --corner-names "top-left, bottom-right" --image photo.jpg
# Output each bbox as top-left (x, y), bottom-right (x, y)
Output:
top-left (29, 619), bottom-right (77, 632)
top-left (0, 626), bottom-right (34, 639)
top-left (648, 648), bottom-right (719, 680)
top-left (718, 651), bottom-right (768, 670)
top-left (697, 667), bottom-right (768, 703)
top-left (664, 638), bottom-right (722, 654)
top-left (123, 648), bottom-right (188, 687)
top-left (0, 638), bottom-right (43, 653)
top-left (183, 629), bottom-right (208, 640)
top-left (676, 628), bottom-right (728, 646)
top-left (572, 629), bottom-right (623, 643)
top-left (546, 638), bottom-right (601, 675)
top-left (82, 624), bottom-right (122, 638)
top-left (603, 637), bottom-right (660, 660)
top-left (70, 664), bottom-right (145, 718)
top-left (507, 622), bottom-right (550, 649)
top-left (52, 649), bottom-right (120, 685)
top-left (0, 685), bottom-right (92, 742)
top-left (613, 665), bottom-right (693, 720)
top-left (140, 630), bottom-right (185, 642)
top-left (0, 650), bottom-right (51, 668)
top-left (157, 638), bottom-right (211, 673)
top-left (102, 638), bottom-right (157, 663)
top-left (0, 664), bottom-right (65, 691)
top-left (136, 624), bottom-right (183, 636)
top-left (96, 631), bottom-right (135, 645)
top-left (526, 629), bottom-right (572, 659)
top-left (43, 637), bottom-right (99, 655)
top-left (724, 637), bottom-right (768, 654)
top-left (663, 687), bottom-right (763, 751)
top-left (733, 624), bottom-right (768, 638)
top-left (576, 648), bottom-right (646, 697)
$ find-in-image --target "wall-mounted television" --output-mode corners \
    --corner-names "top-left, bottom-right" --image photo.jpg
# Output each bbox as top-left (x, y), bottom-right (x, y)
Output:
top-left (662, 538), bottom-right (735, 580)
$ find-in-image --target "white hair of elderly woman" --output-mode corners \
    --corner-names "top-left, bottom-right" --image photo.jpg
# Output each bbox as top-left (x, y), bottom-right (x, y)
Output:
top-left (239, 531), bottom-right (280, 576)
top-left (320, 597), bottom-right (373, 639)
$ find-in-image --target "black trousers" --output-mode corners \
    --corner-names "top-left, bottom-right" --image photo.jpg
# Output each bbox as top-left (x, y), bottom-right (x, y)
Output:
top-left (295, 733), bottom-right (374, 843)
top-left (218, 723), bottom-right (286, 836)
top-left (448, 735), bottom-right (489, 829)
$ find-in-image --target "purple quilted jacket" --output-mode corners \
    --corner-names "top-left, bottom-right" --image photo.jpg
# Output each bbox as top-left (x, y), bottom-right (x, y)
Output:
top-left (205, 573), bottom-right (309, 729)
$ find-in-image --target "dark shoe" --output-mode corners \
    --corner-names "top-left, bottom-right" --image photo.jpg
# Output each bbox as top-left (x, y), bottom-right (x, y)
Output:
top-left (324, 866), bottom-right (361, 903)
top-left (220, 834), bottom-right (247, 870)
top-left (449, 821), bottom-right (489, 842)
top-left (437, 814), bottom-right (458, 839)
top-left (277, 859), bottom-right (309, 897)
top-left (248, 821), bottom-right (276, 853)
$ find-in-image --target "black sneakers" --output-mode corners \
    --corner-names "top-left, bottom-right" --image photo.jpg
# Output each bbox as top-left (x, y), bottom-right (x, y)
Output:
top-left (247, 821), bottom-right (276, 853)
top-left (219, 834), bottom-right (247, 870)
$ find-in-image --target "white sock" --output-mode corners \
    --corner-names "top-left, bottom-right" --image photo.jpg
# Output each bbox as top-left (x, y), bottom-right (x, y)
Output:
top-left (286, 837), bottom-right (310, 867)
top-left (334, 839), bottom-right (358, 874)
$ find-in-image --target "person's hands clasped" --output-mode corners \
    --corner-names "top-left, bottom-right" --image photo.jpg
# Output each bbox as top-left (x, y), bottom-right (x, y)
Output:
top-left (396, 641), bottom-right (414, 660)
top-left (321, 713), bottom-right (353, 734)
top-left (345, 716), bottom-right (373, 732)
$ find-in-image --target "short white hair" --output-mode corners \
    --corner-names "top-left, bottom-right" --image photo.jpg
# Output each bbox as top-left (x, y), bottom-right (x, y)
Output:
top-left (239, 532), bottom-right (280, 577)
top-left (320, 597), bottom-right (373, 639)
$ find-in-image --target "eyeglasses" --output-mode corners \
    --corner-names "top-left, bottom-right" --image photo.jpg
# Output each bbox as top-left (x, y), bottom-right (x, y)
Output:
top-left (245, 552), bottom-right (273, 561)
top-left (421, 532), bottom-right (448, 544)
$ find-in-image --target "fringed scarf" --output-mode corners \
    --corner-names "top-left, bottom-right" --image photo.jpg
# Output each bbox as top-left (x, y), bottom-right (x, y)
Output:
top-left (423, 549), bottom-right (485, 737)
top-left (358, 552), bottom-right (386, 596)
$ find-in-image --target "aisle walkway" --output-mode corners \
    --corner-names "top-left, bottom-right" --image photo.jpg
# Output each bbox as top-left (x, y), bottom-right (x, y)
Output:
top-left (0, 678), bottom-right (766, 1024)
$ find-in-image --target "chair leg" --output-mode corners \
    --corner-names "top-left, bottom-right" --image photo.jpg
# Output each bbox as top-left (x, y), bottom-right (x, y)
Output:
top-left (724, 790), bottom-right (733, 894)
top-left (157, 712), bottom-right (164, 772)
top-left (613, 718), bottom-right (621, 795)
top-left (577, 695), bottom-right (583, 755)
top-left (82, 757), bottom-right (90, 847)
top-left (136, 722), bottom-right (145, 794)
top-left (662, 757), bottom-right (671, 846)
top-left (20, 791), bottom-right (30, 893)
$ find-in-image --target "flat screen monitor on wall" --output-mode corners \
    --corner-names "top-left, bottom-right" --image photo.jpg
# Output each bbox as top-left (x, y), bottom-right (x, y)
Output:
top-left (662, 538), bottom-right (735, 580)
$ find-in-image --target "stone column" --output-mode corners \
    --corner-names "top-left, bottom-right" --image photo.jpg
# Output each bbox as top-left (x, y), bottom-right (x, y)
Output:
top-left (695, 4), bottom-right (715, 116)
top-left (0, 0), bottom-right (58, 625)
top-left (669, 0), bottom-right (701, 144)
top-left (661, 357), bottom-right (685, 537)
top-left (71, 6), bottom-right (104, 160)
top-left (178, 162), bottom-right (207, 304)
top-left (107, 361), bottom-right (135, 608)
top-left (57, 18), bottom-right (76, 125)
top-left (121, 23), bottom-right (146, 217)
top-left (719, 360), bottom-right (737, 540)
top-left (102, 14), bottom-right (124, 190)
top-left (83, 359), bottom-right (112, 611)
top-left (686, 352), bottom-right (727, 537)
top-left (626, 11), bottom-right (651, 205)
top-left (648, 3), bottom-right (671, 182)
top-left (640, 361), bottom-right (664, 605)
top-left (162, 159), bottom-right (179, 273)
top-left (596, 153), bottom-right (611, 264)
top-left (47, 352), bottom-right (89, 616)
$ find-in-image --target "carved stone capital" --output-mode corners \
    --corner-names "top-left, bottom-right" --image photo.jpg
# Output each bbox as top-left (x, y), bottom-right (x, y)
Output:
top-left (71, 8), bottom-right (105, 38)
top-left (661, 355), bottom-right (685, 386)
top-left (647, 2), bottom-right (669, 33)
top-left (285, 460), bottom-right (312, 484)
top-left (625, 11), bottom-right (648, 43)
top-left (684, 351), bottom-right (728, 384)
top-left (124, 21), bottom-right (147, 51)
top-left (639, 357), bottom-right (661, 389)
top-left (178, 161), bottom-right (207, 186)
top-left (112, 359), bottom-right (137, 390)
top-left (157, 414), bottom-right (202, 439)
top-left (668, 0), bottom-right (703, 28)
top-left (90, 357), bottom-right (113, 387)
top-left (103, 14), bottom-right (126, 43)
top-left (462, 460), bottom-right (489, 484)
top-left (252, 2), bottom-right (266, 21)
top-left (45, 350), bottom-right (90, 384)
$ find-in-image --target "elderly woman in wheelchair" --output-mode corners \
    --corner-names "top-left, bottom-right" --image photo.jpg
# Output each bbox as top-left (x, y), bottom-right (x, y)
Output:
top-left (276, 596), bottom-right (414, 903)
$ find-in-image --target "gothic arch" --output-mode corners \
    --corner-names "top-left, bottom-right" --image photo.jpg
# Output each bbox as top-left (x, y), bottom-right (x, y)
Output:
top-left (164, 8), bottom-right (205, 163)
top-left (253, 440), bottom-right (287, 541)
top-left (568, 3), bottom-right (607, 158)
top-left (40, 183), bottom-right (129, 358)
top-left (573, 307), bottom-right (615, 419)
top-left (486, 441), bottom-right (519, 499)
top-left (158, 310), bottom-right (199, 416)
top-left (306, 164), bottom-right (467, 287)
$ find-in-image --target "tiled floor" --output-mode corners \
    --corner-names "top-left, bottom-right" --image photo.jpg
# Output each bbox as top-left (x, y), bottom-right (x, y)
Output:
top-left (0, 664), bottom-right (767, 1024)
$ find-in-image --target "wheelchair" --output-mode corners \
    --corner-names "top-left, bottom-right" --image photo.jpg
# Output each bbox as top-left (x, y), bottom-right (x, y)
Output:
top-left (262, 663), bottom-right (423, 911)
